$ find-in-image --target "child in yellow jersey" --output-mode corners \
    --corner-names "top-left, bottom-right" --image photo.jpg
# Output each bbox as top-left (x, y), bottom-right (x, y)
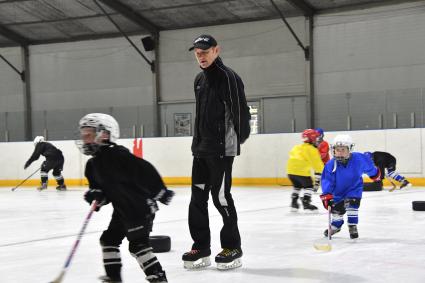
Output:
top-left (286, 129), bottom-right (324, 211)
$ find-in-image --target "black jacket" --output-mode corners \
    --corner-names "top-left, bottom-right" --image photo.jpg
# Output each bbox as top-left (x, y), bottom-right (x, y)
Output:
top-left (85, 144), bottom-right (166, 223)
top-left (191, 57), bottom-right (251, 157)
top-left (372, 151), bottom-right (397, 175)
top-left (26, 142), bottom-right (63, 164)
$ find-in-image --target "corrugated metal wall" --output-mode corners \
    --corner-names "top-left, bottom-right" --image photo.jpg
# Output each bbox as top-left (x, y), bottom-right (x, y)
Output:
top-left (1, 1), bottom-right (425, 141)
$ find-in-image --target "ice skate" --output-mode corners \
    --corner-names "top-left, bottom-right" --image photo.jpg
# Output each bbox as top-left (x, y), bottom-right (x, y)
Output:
top-left (290, 193), bottom-right (300, 212)
top-left (98, 275), bottom-right (122, 283)
top-left (302, 195), bottom-right (318, 211)
top-left (400, 180), bottom-right (411, 189)
top-left (146, 271), bottom-right (167, 283)
top-left (215, 248), bottom-right (242, 270)
top-left (182, 248), bottom-right (211, 269)
top-left (56, 184), bottom-right (67, 191)
top-left (323, 226), bottom-right (341, 237)
top-left (348, 225), bottom-right (359, 239)
top-left (37, 183), bottom-right (47, 191)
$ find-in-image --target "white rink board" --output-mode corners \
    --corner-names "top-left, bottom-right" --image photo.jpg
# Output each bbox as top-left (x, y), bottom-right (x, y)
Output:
top-left (0, 129), bottom-right (423, 182)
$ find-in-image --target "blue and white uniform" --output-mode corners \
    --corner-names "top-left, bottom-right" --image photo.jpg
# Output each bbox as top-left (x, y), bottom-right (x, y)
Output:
top-left (321, 152), bottom-right (379, 228)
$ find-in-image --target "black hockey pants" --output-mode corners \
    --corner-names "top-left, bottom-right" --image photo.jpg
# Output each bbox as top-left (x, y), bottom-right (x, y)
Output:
top-left (189, 156), bottom-right (241, 250)
top-left (40, 155), bottom-right (65, 185)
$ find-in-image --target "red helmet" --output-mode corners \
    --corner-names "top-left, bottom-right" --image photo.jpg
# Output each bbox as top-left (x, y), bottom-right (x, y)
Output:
top-left (302, 129), bottom-right (320, 143)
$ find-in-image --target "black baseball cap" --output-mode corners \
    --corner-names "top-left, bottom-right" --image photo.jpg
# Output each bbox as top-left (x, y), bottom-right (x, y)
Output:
top-left (188, 34), bottom-right (217, 51)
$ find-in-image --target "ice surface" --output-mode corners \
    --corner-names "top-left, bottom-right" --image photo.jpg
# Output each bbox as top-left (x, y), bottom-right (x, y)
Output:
top-left (1, 186), bottom-right (425, 283)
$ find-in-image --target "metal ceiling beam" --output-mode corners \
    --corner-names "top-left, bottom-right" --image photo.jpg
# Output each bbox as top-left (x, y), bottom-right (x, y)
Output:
top-left (138, 0), bottom-right (233, 12)
top-left (270, 0), bottom-right (309, 60)
top-left (98, 0), bottom-right (159, 34)
top-left (5, 14), bottom-right (117, 27)
top-left (0, 24), bottom-right (30, 46)
top-left (285, 0), bottom-right (315, 16)
top-left (23, 31), bottom-right (143, 45)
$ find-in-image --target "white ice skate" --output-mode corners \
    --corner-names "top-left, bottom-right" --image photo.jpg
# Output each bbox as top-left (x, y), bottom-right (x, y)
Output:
top-left (183, 256), bottom-right (211, 269)
top-left (216, 258), bottom-right (242, 270)
top-left (182, 249), bottom-right (211, 269)
top-left (215, 248), bottom-right (243, 270)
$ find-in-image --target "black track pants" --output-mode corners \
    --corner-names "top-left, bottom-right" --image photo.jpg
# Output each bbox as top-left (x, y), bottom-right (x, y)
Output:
top-left (189, 156), bottom-right (241, 250)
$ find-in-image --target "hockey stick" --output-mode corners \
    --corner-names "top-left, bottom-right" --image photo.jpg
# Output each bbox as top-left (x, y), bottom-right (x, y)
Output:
top-left (388, 179), bottom-right (397, 192)
top-left (11, 167), bottom-right (41, 191)
top-left (314, 205), bottom-right (332, 252)
top-left (49, 201), bottom-right (98, 283)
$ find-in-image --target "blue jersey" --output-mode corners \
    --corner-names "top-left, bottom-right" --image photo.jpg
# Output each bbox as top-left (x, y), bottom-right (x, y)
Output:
top-left (321, 152), bottom-right (378, 202)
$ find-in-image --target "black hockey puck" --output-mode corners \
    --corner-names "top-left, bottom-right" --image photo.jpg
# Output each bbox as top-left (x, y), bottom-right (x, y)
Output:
top-left (412, 201), bottom-right (425, 211)
top-left (149, 235), bottom-right (171, 253)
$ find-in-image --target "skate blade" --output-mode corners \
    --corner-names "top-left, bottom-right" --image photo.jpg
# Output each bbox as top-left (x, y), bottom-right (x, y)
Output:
top-left (98, 275), bottom-right (122, 282)
top-left (216, 258), bottom-right (242, 270)
top-left (290, 207), bottom-right (299, 212)
top-left (183, 257), bottom-right (211, 269)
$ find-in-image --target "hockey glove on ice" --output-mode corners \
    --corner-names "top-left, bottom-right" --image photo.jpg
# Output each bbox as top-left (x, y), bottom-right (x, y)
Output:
top-left (320, 194), bottom-right (334, 209)
top-left (84, 188), bottom-right (109, 211)
top-left (155, 188), bottom-right (175, 205)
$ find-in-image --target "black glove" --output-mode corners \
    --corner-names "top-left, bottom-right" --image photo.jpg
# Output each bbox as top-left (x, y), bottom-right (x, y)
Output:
top-left (24, 161), bottom-right (31, 170)
top-left (84, 188), bottom-right (109, 211)
top-left (155, 189), bottom-right (175, 205)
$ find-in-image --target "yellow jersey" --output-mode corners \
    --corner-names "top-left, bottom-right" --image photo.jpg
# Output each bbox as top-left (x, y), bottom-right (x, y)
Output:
top-left (286, 143), bottom-right (324, 176)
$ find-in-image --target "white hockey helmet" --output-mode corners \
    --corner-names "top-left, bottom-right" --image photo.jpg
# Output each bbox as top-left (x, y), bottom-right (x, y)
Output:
top-left (77, 113), bottom-right (120, 155)
top-left (33, 136), bottom-right (45, 145)
top-left (331, 134), bottom-right (354, 162)
top-left (79, 113), bottom-right (120, 142)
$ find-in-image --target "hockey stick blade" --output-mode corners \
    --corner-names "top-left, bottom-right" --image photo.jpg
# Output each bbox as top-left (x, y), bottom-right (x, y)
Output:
top-left (11, 167), bottom-right (41, 191)
top-left (49, 271), bottom-right (65, 283)
top-left (314, 205), bottom-right (332, 252)
top-left (313, 242), bottom-right (332, 252)
top-left (388, 180), bottom-right (397, 192)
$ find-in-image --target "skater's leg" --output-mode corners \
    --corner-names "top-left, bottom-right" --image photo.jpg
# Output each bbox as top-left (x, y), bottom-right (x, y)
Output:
top-left (99, 211), bottom-right (125, 282)
top-left (128, 216), bottom-right (167, 282)
top-left (346, 198), bottom-right (361, 239)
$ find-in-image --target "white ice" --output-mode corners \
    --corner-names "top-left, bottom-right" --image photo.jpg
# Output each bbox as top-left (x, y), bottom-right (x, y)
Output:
top-left (1, 186), bottom-right (425, 283)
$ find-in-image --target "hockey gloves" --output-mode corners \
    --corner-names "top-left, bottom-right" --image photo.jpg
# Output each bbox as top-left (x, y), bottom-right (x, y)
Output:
top-left (313, 173), bottom-right (321, 192)
top-left (24, 161), bottom-right (30, 170)
top-left (154, 188), bottom-right (175, 205)
top-left (84, 188), bottom-right (109, 211)
top-left (320, 194), bottom-right (334, 209)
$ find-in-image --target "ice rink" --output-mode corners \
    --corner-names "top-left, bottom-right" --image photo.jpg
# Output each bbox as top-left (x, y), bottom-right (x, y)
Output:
top-left (1, 185), bottom-right (425, 283)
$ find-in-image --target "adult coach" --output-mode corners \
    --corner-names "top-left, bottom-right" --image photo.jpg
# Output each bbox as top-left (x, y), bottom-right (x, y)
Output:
top-left (182, 34), bottom-right (251, 270)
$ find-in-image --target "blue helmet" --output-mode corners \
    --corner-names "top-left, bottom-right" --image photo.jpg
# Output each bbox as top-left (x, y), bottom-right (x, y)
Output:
top-left (315, 128), bottom-right (324, 137)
